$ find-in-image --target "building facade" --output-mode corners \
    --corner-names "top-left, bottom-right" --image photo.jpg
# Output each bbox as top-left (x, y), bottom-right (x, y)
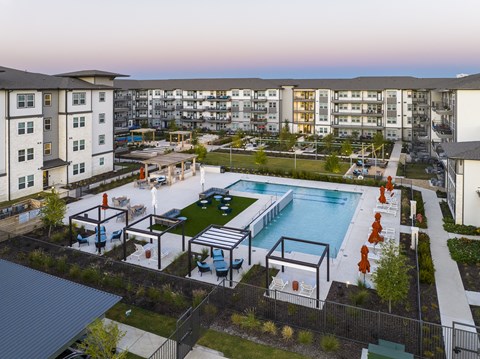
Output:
top-left (0, 67), bottom-right (124, 202)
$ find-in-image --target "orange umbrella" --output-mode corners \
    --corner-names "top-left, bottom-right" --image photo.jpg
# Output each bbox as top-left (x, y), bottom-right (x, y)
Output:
top-left (102, 193), bottom-right (108, 210)
top-left (373, 212), bottom-right (383, 233)
top-left (374, 212), bottom-right (382, 222)
top-left (378, 186), bottom-right (387, 204)
top-left (368, 224), bottom-right (384, 245)
top-left (386, 176), bottom-right (394, 192)
top-left (139, 166), bottom-right (145, 180)
top-left (358, 245), bottom-right (371, 284)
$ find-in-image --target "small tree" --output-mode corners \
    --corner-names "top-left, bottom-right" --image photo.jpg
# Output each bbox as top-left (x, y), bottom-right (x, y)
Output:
top-left (279, 120), bottom-right (296, 151)
top-left (168, 121), bottom-right (178, 132)
top-left (195, 143), bottom-right (207, 161)
top-left (40, 188), bottom-right (66, 237)
top-left (254, 147), bottom-right (268, 167)
top-left (324, 153), bottom-right (341, 173)
top-left (351, 130), bottom-right (359, 140)
top-left (323, 133), bottom-right (335, 152)
top-left (372, 241), bottom-right (412, 313)
top-left (373, 132), bottom-right (385, 149)
top-left (78, 319), bottom-right (127, 359)
top-left (232, 130), bottom-right (244, 149)
top-left (341, 139), bottom-right (353, 157)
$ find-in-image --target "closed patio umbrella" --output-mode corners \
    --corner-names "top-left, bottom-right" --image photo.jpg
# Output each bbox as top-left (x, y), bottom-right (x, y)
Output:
top-left (151, 186), bottom-right (158, 215)
top-left (358, 245), bottom-right (371, 284)
top-left (200, 165), bottom-right (205, 192)
top-left (378, 186), bottom-right (387, 204)
top-left (139, 166), bottom-right (145, 180)
top-left (386, 175), bottom-right (394, 192)
top-left (102, 193), bottom-right (108, 220)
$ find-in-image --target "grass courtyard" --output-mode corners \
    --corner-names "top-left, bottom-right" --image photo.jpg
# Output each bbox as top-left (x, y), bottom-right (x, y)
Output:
top-left (151, 195), bottom-right (258, 237)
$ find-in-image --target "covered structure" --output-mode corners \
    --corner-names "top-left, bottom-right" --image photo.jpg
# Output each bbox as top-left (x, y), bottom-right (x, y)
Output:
top-left (69, 205), bottom-right (128, 255)
top-left (188, 225), bottom-right (252, 286)
top-left (124, 214), bottom-right (185, 269)
top-left (0, 259), bottom-right (121, 359)
top-left (169, 130), bottom-right (192, 149)
top-left (265, 236), bottom-right (330, 307)
top-left (130, 128), bottom-right (156, 143)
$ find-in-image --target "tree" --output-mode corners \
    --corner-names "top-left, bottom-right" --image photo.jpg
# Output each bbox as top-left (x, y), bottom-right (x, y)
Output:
top-left (195, 143), bottom-right (207, 161)
top-left (279, 120), bottom-right (296, 151)
top-left (351, 130), bottom-right (359, 140)
top-left (254, 147), bottom-right (268, 167)
top-left (78, 319), bottom-right (127, 359)
top-left (373, 132), bottom-right (385, 149)
top-left (372, 241), bottom-right (412, 313)
top-left (168, 121), bottom-right (178, 132)
top-left (323, 133), bottom-right (335, 152)
top-left (232, 130), bottom-right (244, 149)
top-left (40, 188), bottom-right (66, 237)
top-left (340, 139), bottom-right (353, 157)
top-left (191, 130), bottom-right (199, 146)
top-left (324, 153), bottom-right (341, 173)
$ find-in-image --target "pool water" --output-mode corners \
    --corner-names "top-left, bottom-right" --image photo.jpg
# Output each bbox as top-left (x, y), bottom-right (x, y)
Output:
top-left (227, 181), bottom-right (361, 257)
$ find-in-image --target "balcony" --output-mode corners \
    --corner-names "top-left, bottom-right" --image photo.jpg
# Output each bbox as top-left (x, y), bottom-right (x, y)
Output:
top-left (432, 122), bottom-right (453, 139)
top-left (181, 116), bottom-right (205, 123)
top-left (205, 96), bottom-right (231, 101)
top-left (294, 108), bottom-right (315, 113)
top-left (136, 93), bottom-right (148, 99)
top-left (330, 121), bottom-right (362, 128)
top-left (252, 97), bottom-right (268, 102)
top-left (251, 118), bottom-right (267, 124)
top-left (114, 95), bottom-right (132, 101)
top-left (183, 95), bottom-right (205, 100)
top-left (294, 95), bottom-right (315, 101)
top-left (332, 97), bottom-right (383, 103)
top-left (114, 107), bottom-right (130, 112)
top-left (183, 107), bottom-right (204, 112)
top-left (412, 97), bottom-right (428, 104)
top-left (206, 117), bottom-right (231, 123)
top-left (252, 108), bottom-right (267, 113)
top-left (432, 102), bottom-right (452, 115)
top-left (155, 105), bottom-right (174, 110)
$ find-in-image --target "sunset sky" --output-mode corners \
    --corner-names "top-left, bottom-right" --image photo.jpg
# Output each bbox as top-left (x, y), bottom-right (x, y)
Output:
top-left (1, 0), bottom-right (479, 79)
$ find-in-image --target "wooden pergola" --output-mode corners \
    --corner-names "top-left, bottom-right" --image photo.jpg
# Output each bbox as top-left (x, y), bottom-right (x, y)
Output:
top-left (130, 128), bottom-right (156, 143)
top-left (139, 152), bottom-right (198, 185)
top-left (169, 130), bottom-right (192, 149)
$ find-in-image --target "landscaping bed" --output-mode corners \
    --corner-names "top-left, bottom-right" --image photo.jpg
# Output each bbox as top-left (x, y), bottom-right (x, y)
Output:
top-left (239, 264), bottom-right (278, 288)
top-left (400, 187), bottom-right (428, 228)
top-left (447, 237), bottom-right (480, 292)
top-left (471, 306), bottom-right (480, 329)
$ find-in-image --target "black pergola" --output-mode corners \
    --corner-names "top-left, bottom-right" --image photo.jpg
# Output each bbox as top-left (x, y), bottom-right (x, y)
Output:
top-left (265, 236), bottom-right (330, 308)
top-left (124, 214), bottom-right (185, 269)
top-left (69, 205), bottom-right (129, 255)
top-left (188, 225), bottom-right (251, 286)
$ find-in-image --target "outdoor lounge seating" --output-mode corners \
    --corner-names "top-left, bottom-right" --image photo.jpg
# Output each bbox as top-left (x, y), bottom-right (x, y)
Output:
top-left (197, 261), bottom-right (212, 276)
top-left (110, 230), bottom-right (122, 243)
top-left (94, 225), bottom-right (106, 233)
top-left (299, 282), bottom-right (316, 297)
top-left (148, 248), bottom-right (170, 265)
top-left (212, 249), bottom-right (224, 262)
top-left (77, 234), bottom-right (89, 246)
top-left (231, 258), bottom-right (244, 273)
top-left (269, 277), bottom-right (288, 291)
top-left (216, 266), bottom-right (229, 281)
top-left (373, 204), bottom-right (397, 216)
top-left (112, 196), bottom-right (130, 207)
top-left (160, 208), bottom-right (181, 219)
top-left (130, 243), bottom-right (145, 261)
top-left (199, 187), bottom-right (229, 200)
top-left (127, 205), bottom-right (146, 219)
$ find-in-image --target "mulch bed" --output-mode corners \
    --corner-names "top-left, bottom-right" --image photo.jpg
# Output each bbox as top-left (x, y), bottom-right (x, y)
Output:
top-left (457, 263), bottom-right (480, 292)
top-left (470, 306), bottom-right (480, 329)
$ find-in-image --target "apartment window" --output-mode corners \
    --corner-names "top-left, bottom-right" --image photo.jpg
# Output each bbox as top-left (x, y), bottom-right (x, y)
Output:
top-left (44, 93), bottom-right (52, 106)
top-left (387, 104), bottom-right (397, 111)
top-left (17, 94), bottom-right (35, 108)
top-left (44, 143), bottom-right (52, 155)
top-left (243, 90), bottom-right (251, 97)
top-left (387, 91), bottom-right (397, 98)
top-left (407, 104), bottom-right (412, 111)
top-left (232, 102), bottom-right (239, 108)
top-left (387, 117), bottom-right (397, 124)
top-left (99, 113), bottom-right (105, 124)
top-left (18, 149), bottom-right (25, 162)
top-left (339, 91), bottom-right (348, 98)
top-left (367, 117), bottom-right (376, 123)
top-left (367, 92), bottom-right (377, 98)
top-left (232, 113), bottom-right (239, 119)
top-left (18, 121), bottom-right (34, 135)
top-left (318, 116), bottom-right (328, 122)
top-left (319, 90), bottom-right (328, 97)
top-left (351, 91), bottom-right (361, 98)
top-left (27, 148), bottom-right (34, 160)
top-left (268, 90), bottom-right (276, 97)
top-left (18, 175), bottom-right (34, 190)
top-left (339, 104), bottom-right (348, 110)
top-left (257, 91), bottom-right (265, 97)
top-left (73, 140), bottom-right (85, 151)
top-left (232, 90), bottom-right (239, 97)
top-left (73, 116), bottom-right (86, 128)
top-left (318, 127), bottom-right (328, 134)
top-left (72, 92), bottom-right (86, 105)
top-left (99, 157), bottom-right (105, 166)
top-left (73, 163), bottom-right (85, 175)
top-left (187, 91), bottom-right (194, 97)
top-left (176, 90), bottom-right (182, 96)
top-left (244, 113), bottom-right (251, 119)
top-left (154, 90), bottom-right (161, 96)
top-left (339, 117), bottom-right (348, 123)
top-left (268, 102), bottom-right (276, 108)
top-left (98, 134), bottom-right (105, 145)
top-left (318, 103), bottom-right (328, 109)
top-left (352, 104), bottom-right (361, 111)
top-left (44, 117), bottom-right (52, 131)
top-left (99, 92), bottom-right (106, 102)
top-left (352, 118), bottom-right (360, 123)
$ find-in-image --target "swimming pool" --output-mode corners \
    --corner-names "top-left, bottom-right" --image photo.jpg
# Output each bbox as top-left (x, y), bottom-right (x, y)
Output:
top-left (227, 181), bottom-right (361, 257)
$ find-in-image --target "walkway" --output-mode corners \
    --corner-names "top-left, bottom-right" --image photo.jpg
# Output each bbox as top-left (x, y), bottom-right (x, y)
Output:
top-left (383, 140), bottom-right (402, 180)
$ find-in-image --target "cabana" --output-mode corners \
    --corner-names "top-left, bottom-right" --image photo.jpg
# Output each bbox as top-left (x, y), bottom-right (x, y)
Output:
top-left (68, 205), bottom-right (129, 255)
top-left (124, 214), bottom-right (185, 269)
top-left (188, 225), bottom-right (252, 286)
top-left (137, 152), bottom-right (198, 185)
top-left (265, 236), bottom-right (330, 308)
top-left (130, 128), bottom-right (156, 144)
top-left (169, 130), bottom-right (192, 149)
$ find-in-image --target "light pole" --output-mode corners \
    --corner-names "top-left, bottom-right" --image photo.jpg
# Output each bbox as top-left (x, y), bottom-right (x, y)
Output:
top-left (230, 145), bottom-right (232, 170)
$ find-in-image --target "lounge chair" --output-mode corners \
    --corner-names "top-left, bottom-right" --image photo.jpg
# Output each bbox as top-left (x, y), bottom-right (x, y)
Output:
top-left (197, 261), bottom-right (212, 276)
top-left (373, 204), bottom-right (397, 216)
top-left (231, 258), bottom-right (244, 273)
top-left (94, 225), bottom-right (106, 233)
top-left (299, 282), bottom-right (316, 297)
top-left (216, 266), bottom-right (229, 281)
top-left (130, 243), bottom-right (145, 261)
top-left (212, 249), bottom-right (224, 262)
top-left (148, 249), bottom-right (170, 265)
top-left (269, 277), bottom-right (288, 291)
top-left (110, 230), bottom-right (122, 243)
top-left (77, 234), bottom-right (89, 246)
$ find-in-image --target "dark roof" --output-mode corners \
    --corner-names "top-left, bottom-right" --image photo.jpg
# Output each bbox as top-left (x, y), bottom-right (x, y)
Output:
top-left (115, 78), bottom-right (283, 90)
top-left (443, 74), bottom-right (480, 90)
top-left (0, 260), bottom-right (121, 359)
top-left (41, 158), bottom-right (69, 170)
top-left (0, 66), bottom-right (113, 90)
top-left (56, 70), bottom-right (129, 78)
top-left (441, 141), bottom-right (480, 160)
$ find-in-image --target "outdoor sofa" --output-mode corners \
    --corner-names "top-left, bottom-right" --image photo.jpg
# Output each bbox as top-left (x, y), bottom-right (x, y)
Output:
top-left (199, 187), bottom-right (229, 200)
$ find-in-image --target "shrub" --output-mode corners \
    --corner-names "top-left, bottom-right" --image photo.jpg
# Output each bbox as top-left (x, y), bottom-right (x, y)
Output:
top-left (418, 233), bottom-right (435, 285)
top-left (192, 289), bottom-right (207, 308)
top-left (349, 289), bottom-right (370, 306)
top-left (69, 263), bottom-right (81, 279)
top-left (202, 303), bottom-right (218, 320)
top-left (281, 325), bottom-right (294, 342)
top-left (262, 321), bottom-right (277, 335)
top-left (320, 334), bottom-right (340, 352)
top-left (231, 313), bottom-right (244, 326)
top-left (81, 267), bottom-right (101, 285)
top-left (147, 287), bottom-right (162, 302)
top-left (136, 286), bottom-right (145, 298)
top-left (241, 308), bottom-right (261, 331)
top-left (28, 249), bottom-right (49, 269)
top-left (55, 255), bottom-right (68, 273)
top-left (51, 231), bottom-right (66, 243)
top-left (297, 330), bottom-right (313, 345)
top-left (443, 218), bottom-right (479, 235)
top-left (447, 237), bottom-right (480, 264)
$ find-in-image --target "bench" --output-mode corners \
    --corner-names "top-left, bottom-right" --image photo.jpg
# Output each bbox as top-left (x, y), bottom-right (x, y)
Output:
top-left (367, 343), bottom-right (413, 359)
top-left (155, 208), bottom-right (181, 226)
top-left (199, 187), bottom-right (229, 200)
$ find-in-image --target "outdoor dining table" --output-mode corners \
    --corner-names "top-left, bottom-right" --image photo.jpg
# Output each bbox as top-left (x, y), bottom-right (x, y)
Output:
top-left (220, 206), bottom-right (229, 216)
top-left (214, 260), bottom-right (228, 269)
top-left (223, 197), bottom-right (232, 206)
top-left (214, 195), bottom-right (223, 201)
top-left (200, 200), bottom-right (208, 209)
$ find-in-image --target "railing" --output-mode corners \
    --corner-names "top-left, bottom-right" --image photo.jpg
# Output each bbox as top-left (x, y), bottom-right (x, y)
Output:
top-left (246, 194), bottom-right (277, 229)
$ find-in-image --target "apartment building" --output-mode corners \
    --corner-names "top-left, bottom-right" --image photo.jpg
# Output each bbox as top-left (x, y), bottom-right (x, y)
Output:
top-left (0, 67), bottom-right (123, 201)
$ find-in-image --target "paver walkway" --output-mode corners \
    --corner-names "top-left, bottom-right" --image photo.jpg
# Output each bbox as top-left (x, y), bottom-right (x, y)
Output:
top-left (383, 140), bottom-right (402, 180)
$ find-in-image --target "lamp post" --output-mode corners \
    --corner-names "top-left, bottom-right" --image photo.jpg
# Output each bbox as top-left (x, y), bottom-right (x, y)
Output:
top-left (230, 145), bottom-right (232, 170)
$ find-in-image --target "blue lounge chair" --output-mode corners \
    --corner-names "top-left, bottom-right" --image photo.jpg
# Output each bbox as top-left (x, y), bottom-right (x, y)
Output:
top-left (110, 230), bottom-right (122, 243)
top-left (212, 249), bottom-right (224, 262)
top-left (197, 261), bottom-right (212, 276)
top-left (216, 267), bottom-right (229, 281)
top-left (95, 225), bottom-right (106, 233)
top-left (77, 234), bottom-right (89, 246)
top-left (232, 258), bottom-right (244, 273)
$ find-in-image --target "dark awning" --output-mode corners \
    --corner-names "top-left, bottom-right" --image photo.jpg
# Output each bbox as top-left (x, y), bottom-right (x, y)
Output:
top-left (41, 158), bottom-right (69, 170)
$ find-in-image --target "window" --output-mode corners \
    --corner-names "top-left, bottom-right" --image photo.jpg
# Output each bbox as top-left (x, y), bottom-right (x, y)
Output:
top-left (352, 104), bottom-right (361, 111)
top-left (18, 149), bottom-right (25, 162)
top-left (98, 134), bottom-right (105, 145)
top-left (176, 90), bottom-right (182, 96)
top-left (387, 117), bottom-right (397, 124)
top-left (44, 93), bottom-right (52, 106)
top-left (27, 148), bottom-right (34, 160)
top-left (73, 163), bottom-right (85, 175)
top-left (367, 92), bottom-right (377, 98)
top-left (318, 103), bottom-right (328, 109)
top-left (18, 175), bottom-right (34, 190)
top-left (232, 113), bottom-right (239, 119)
top-left (72, 92), bottom-right (86, 105)
top-left (268, 102), bottom-right (276, 108)
top-left (99, 157), bottom-right (105, 166)
top-left (351, 91), bottom-right (361, 98)
top-left (232, 90), bottom-right (240, 97)
top-left (352, 118), bottom-right (360, 123)
top-left (73, 140), bottom-right (85, 151)
top-left (99, 113), bottom-right (105, 124)
top-left (387, 104), bottom-right (397, 111)
top-left (243, 102), bottom-right (251, 108)
top-left (44, 143), bottom-right (52, 155)
top-left (387, 91), bottom-right (397, 98)
top-left (44, 117), bottom-right (52, 131)
top-left (17, 94), bottom-right (35, 108)
top-left (339, 91), bottom-right (348, 98)
top-left (18, 121), bottom-right (34, 135)
top-left (243, 90), bottom-right (251, 97)
top-left (73, 116), bottom-right (85, 128)
top-left (99, 92), bottom-right (106, 102)
top-left (319, 90), bottom-right (328, 97)
top-left (268, 90), bottom-right (276, 97)
top-left (154, 90), bottom-right (161, 96)
top-left (18, 122), bottom-right (25, 135)
top-left (318, 116), bottom-right (328, 122)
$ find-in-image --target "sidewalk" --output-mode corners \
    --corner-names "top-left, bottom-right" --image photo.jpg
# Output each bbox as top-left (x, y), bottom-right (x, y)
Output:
top-left (383, 140), bottom-right (402, 180)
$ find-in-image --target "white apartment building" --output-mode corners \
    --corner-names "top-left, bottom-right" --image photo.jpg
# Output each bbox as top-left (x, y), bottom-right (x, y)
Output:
top-left (0, 67), bottom-right (124, 202)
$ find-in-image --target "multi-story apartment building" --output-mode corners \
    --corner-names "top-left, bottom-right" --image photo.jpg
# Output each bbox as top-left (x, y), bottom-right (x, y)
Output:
top-left (0, 67), bottom-right (124, 202)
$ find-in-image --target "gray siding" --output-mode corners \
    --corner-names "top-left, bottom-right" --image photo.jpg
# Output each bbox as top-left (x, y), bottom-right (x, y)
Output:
top-left (43, 91), bottom-right (59, 160)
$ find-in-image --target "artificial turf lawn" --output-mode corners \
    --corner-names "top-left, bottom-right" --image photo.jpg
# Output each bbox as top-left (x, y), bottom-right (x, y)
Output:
top-left (151, 195), bottom-right (257, 237)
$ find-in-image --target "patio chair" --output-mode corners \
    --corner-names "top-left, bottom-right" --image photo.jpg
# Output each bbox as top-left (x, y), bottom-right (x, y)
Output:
top-left (94, 225), bottom-right (106, 233)
top-left (269, 277), bottom-right (288, 291)
top-left (148, 249), bottom-right (170, 265)
top-left (197, 261), bottom-right (212, 276)
top-left (77, 234), bottom-right (89, 246)
top-left (216, 266), bottom-right (229, 281)
top-left (231, 258), bottom-right (244, 273)
top-left (110, 230), bottom-right (122, 243)
top-left (130, 243), bottom-right (145, 261)
top-left (212, 249), bottom-right (224, 262)
top-left (299, 282), bottom-right (316, 297)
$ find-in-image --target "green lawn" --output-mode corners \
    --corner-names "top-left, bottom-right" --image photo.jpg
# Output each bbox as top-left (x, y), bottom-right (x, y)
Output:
top-left (396, 163), bottom-right (433, 180)
top-left (203, 152), bottom-right (350, 174)
top-left (126, 353), bottom-right (145, 359)
top-left (151, 195), bottom-right (257, 237)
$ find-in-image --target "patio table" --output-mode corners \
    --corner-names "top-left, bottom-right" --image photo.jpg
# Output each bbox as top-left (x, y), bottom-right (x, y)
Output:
top-left (214, 195), bottom-right (223, 201)
top-left (223, 197), bottom-right (232, 206)
top-left (214, 260), bottom-right (227, 269)
top-left (200, 200), bottom-right (208, 209)
top-left (220, 206), bottom-right (229, 216)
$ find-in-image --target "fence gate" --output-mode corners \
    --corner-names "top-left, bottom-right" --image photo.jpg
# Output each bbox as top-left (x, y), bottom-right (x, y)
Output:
top-left (176, 306), bottom-right (201, 359)
top-left (452, 322), bottom-right (480, 358)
